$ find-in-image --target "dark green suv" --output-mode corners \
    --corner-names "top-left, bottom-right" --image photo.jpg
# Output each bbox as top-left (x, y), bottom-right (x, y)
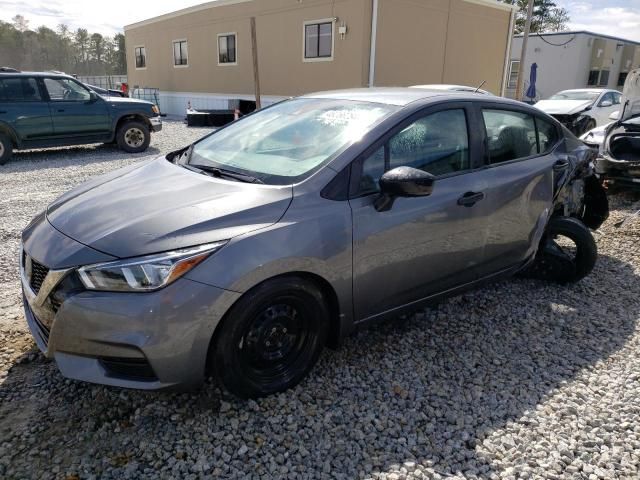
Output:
top-left (0, 71), bottom-right (162, 164)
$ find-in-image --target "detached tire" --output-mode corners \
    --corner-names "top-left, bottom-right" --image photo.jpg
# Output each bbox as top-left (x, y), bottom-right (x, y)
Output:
top-left (529, 217), bottom-right (597, 284)
top-left (211, 276), bottom-right (329, 398)
top-left (0, 133), bottom-right (13, 165)
top-left (116, 120), bottom-right (150, 153)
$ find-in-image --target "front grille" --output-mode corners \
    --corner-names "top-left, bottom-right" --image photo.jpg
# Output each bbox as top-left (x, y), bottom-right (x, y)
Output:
top-left (30, 259), bottom-right (49, 295)
top-left (99, 357), bottom-right (157, 381)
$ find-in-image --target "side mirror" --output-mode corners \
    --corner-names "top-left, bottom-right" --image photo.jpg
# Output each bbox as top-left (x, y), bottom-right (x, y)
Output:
top-left (599, 100), bottom-right (613, 108)
top-left (374, 166), bottom-right (435, 212)
top-left (609, 110), bottom-right (620, 120)
top-left (88, 91), bottom-right (99, 102)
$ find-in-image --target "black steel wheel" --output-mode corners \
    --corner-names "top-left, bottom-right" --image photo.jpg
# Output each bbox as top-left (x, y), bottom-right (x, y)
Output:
top-left (211, 276), bottom-right (329, 398)
top-left (525, 216), bottom-right (597, 284)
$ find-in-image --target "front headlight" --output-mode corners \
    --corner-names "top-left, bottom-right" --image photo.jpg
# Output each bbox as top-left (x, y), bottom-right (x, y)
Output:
top-left (77, 242), bottom-right (226, 292)
top-left (151, 105), bottom-right (160, 115)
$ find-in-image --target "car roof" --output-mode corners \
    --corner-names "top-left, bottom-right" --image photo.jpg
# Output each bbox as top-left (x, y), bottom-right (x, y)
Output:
top-left (302, 87), bottom-right (505, 107)
top-left (0, 71), bottom-right (73, 79)
top-left (555, 88), bottom-right (616, 94)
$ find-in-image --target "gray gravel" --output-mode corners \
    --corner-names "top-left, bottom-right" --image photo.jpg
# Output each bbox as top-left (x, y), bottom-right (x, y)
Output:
top-left (1, 120), bottom-right (640, 479)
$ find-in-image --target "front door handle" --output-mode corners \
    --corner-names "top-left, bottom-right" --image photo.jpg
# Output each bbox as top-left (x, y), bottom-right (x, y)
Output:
top-left (457, 191), bottom-right (485, 207)
top-left (57, 109), bottom-right (65, 113)
top-left (0, 110), bottom-right (6, 114)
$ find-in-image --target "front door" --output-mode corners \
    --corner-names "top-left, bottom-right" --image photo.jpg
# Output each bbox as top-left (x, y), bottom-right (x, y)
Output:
top-left (592, 92), bottom-right (619, 125)
top-left (42, 77), bottom-right (111, 137)
top-left (350, 105), bottom-right (489, 321)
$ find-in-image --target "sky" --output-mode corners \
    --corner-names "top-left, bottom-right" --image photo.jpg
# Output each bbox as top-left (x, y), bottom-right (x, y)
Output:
top-left (1, 0), bottom-right (640, 42)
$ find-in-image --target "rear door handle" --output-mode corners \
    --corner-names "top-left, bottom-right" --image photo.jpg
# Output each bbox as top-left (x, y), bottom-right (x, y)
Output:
top-left (0, 110), bottom-right (6, 114)
top-left (457, 191), bottom-right (485, 207)
top-left (57, 109), bottom-right (65, 113)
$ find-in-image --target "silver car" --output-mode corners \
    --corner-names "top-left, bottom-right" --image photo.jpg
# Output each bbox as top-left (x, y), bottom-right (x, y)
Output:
top-left (21, 88), bottom-right (609, 398)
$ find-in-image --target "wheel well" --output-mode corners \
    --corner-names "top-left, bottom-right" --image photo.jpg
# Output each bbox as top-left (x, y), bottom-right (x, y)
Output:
top-left (115, 114), bottom-right (150, 133)
top-left (0, 125), bottom-right (18, 147)
top-left (205, 272), bottom-right (343, 377)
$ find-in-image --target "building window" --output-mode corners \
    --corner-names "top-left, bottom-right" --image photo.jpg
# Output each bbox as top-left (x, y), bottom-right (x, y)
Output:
top-left (218, 33), bottom-right (237, 65)
top-left (598, 70), bottom-right (610, 87)
top-left (173, 40), bottom-right (188, 67)
top-left (618, 72), bottom-right (628, 86)
top-left (508, 60), bottom-right (520, 89)
top-left (304, 20), bottom-right (333, 61)
top-left (135, 46), bottom-right (146, 69)
top-left (587, 70), bottom-right (599, 86)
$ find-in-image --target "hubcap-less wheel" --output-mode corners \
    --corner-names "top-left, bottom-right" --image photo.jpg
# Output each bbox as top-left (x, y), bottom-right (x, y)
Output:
top-left (240, 300), bottom-right (311, 384)
top-left (124, 127), bottom-right (145, 148)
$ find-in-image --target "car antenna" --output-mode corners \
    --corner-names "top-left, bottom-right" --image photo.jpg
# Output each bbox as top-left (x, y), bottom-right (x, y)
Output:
top-left (474, 80), bottom-right (487, 93)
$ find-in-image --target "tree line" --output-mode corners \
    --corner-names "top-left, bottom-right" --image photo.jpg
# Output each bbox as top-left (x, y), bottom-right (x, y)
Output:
top-left (499, 0), bottom-right (570, 34)
top-left (0, 15), bottom-right (126, 75)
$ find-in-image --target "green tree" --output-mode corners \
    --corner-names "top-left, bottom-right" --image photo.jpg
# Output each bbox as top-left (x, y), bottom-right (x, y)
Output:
top-left (500, 0), bottom-right (570, 33)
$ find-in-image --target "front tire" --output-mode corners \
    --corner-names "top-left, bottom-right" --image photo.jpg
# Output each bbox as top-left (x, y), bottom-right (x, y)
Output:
top-left (0, 133), bottom-right (13, 165)
top-left (211, 276), bottom-right (329, 398)
top-left (116, 120), bottom-right (150, 153)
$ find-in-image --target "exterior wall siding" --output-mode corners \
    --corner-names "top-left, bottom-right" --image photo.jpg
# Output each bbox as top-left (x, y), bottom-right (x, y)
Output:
top-left (125, 0), bottom-right (513, 115)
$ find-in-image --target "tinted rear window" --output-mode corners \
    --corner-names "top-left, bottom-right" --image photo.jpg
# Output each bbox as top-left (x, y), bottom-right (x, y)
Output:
top-left (0, 78), bottom-right (42, 102)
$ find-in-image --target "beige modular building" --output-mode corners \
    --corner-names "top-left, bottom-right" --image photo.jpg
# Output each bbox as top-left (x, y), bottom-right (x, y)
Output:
top-left (124, 0), bottom-right (516, 116)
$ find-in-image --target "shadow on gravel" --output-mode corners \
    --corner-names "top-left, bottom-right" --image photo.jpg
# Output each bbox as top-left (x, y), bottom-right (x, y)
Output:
top-left (0, 252), bottom-right (637, 479)
top-left (3, 144), bottom-right (163, 172)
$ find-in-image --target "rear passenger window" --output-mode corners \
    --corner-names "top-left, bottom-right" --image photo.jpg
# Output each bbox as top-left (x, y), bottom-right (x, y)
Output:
top-left (536, 118), bottom-right (559, 154)
top-left (389, 109), bottom-right (470, 176)
top-left (483, 110), bottom-right (537, 164)
top-left (0, 78), bottom-right (42, 102)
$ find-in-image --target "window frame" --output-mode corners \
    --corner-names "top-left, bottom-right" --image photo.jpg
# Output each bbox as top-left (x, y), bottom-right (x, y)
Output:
top-left (477, 103), bottom-right (562, 169)
top-left (508, 60), bottom-right (520, 89)
top-left (134, 45), bottom-right (146, 70)
top-left (302, 19), bottom-right (335, 63)
top-left (348, 102), bottom-right (482, 199)
top-left (217, 32), bottom-right (237, 66)
top-left (618, 72), bottom-right (628, 87)
top-left (587, 70), bottom-right (599, 86)
top-left (172, 39), bottom-right (189, 68)
top-left (598, 69), bottom-right (610, 87)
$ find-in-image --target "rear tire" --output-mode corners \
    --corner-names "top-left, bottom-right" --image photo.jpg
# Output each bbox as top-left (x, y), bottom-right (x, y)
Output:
top-left (0, 133), bottom-right (13, 165)
top-left (584, 118), bottom-right (596, 135)
top-left (526, 216), bottom-right (597, 284)
top-left (211, 276), bottom-right (329, 398)
top-left (116, 120), bottom-right (150, 153)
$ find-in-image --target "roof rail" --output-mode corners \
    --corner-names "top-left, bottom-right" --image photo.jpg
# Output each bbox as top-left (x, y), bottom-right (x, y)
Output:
top-left (0, 67), bottom-right (20, 73)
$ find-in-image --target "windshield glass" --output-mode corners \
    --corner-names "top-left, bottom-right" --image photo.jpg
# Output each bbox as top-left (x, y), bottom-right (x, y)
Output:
top-left (549, 91), bottom-right (600, 101)
top-left (188, 98), bottom-right (398, 185)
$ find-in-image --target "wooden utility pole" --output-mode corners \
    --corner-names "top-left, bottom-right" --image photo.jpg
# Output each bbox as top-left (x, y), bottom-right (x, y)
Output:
top-left (250, 17), bottom-right (262, 109)
top-left (515, 0), bottom-right (535, 101)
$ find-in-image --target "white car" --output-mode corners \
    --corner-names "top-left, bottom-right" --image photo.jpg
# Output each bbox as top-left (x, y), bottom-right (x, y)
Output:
top-left (410, 84), bottom-right (493, 95)
top-left (534, 89), bottom-right (622, 136)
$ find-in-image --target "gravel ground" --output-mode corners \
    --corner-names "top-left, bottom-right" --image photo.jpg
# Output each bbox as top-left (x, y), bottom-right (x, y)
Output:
top-left (1, 120), bottom-right (639, 479)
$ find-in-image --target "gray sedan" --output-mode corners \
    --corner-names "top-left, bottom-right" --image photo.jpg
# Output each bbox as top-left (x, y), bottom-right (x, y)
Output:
top-left (21, 88), bottom-right (609, 398)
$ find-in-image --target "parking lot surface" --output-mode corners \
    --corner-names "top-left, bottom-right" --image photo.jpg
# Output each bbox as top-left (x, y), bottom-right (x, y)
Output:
top-left (0, 120), bottom-right (639, 479)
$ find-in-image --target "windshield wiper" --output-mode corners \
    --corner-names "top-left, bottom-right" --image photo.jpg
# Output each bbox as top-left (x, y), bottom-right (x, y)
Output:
top-left (188, 163), bottom-right (264, 184)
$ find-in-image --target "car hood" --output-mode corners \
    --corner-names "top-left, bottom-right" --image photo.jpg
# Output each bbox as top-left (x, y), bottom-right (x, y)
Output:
top-left (534, 99), bottom-right (593, 115)
top-left (104, 96), bottom-right (154, 106)
top-left (620, 69), bottom-right (640, 122)
top-left (46, 157), bottom-right (293, 258)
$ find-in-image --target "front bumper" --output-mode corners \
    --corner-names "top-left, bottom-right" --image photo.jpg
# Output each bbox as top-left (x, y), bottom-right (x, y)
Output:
top-left (596, 156), bottom-right (640, 188)
top-left (150, 116), bottom-right (163, 133)
top-left (20, 242), bottom-right (240, 390)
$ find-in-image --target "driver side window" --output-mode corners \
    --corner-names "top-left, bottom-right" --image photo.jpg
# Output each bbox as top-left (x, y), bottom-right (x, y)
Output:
top-left (352, 109), bottom-right (470, 196)
top-left (44, 78), bottom-right (91, 102)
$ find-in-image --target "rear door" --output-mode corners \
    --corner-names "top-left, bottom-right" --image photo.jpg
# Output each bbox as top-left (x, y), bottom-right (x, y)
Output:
top-left (42, 77), bottom-right (111, 137)
top-left (0, 76), bottom-right (52, 142)
top-left (473, 105), bottom-right (560, 276)
top-left (349, 102), bottom-right (490, 320)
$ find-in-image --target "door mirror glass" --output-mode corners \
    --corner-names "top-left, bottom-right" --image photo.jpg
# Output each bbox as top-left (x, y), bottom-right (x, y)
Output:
top-left (374, 166), bottom-right (435, 211)
top-left (599, 100), bottom-right (613, 108)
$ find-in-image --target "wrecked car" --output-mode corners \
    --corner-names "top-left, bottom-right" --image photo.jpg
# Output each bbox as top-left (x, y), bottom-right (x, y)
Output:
top-left (20, 88), bottom-right (608, 398)
top-left (596, 69), bottom-right (640, 189)
top-left (535, 89), bottom-right (621, 136)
